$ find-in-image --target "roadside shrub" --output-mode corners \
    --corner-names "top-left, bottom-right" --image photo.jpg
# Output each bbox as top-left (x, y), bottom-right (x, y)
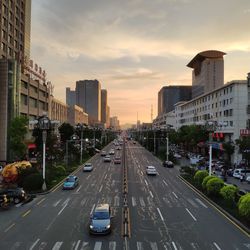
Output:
top-left (206, 177), bottom-right (224, 197)
top-left (202, 175), bottom-right (217, 191)
top-left (53, 165), bottom-right (66, 177)
top-left (220, 185), bottom-right (238, 206)
top-left (194, 170), bottom-right (208, 189)
top-left (180, 165), bottom-right (196, 177)
top-left (238, 193), bottom-right (250, 221)
top-left (22, 173), bottom-right (43, 191)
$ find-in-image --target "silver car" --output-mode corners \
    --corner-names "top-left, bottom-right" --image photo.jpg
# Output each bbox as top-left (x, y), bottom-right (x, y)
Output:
top-left (89, 204), bottom-right (112, 235)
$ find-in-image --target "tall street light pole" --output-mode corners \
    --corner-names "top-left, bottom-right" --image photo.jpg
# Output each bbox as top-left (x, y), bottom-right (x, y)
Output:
top-left (166, 135), bottom-right (169, 161)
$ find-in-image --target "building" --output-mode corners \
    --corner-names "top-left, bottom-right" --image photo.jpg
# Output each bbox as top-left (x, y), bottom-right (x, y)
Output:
top-left (175, 77), bottom-right (250, 164)
top-left (50, 97), bottom-right (68, 124)
top-left (106, 105), bottom-right (110, 128)
top-left (110, 116), bottom-right (120, 130)
top-left (0, 0), bottom-right (31, 66)
top-left (158, 85), bottom-right (192, 115)
top-left (153, 111), bottom-right (175, 130)
top-left (68, 105), bottom-right (88, 126)
top-left (75, 79), bottom-right (101, 125)
top-left (101, 89), bottom-right (108, 127)
top-left (187, 50), bottom-right (226, 98)
top-left (66, 87), bottom-right (76, 107)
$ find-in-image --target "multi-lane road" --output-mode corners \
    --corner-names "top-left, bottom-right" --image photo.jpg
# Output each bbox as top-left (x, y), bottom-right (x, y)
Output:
top-left (0, 140), bottom-right (249, 250)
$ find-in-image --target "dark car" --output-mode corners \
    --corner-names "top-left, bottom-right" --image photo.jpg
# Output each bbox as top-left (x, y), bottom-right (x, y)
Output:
top-left (0, 188), bottom-right (27, 204)
top-left (89, 204), bottom-right (112, 235)
top-left (163, 161), bottom-right (174, 168)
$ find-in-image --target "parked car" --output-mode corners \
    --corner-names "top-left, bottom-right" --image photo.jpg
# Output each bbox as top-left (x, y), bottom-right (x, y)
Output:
top-left (83, 163), bottom-right (93, 172)
top-left (89, 203), bottom-right (112, 235)
top-left (162, 161), bottom-right (174, 168)
top-left (233, 169), bottom-right (250, 179)
top-left (103, 155), bottom-right (111, 162)
top-left (114, 156), bottom-right (121, 164)
top-left (109, 149), bottom-right (115, 155)
top-left (62, 175), bottom-right (79, 190)
top-left (0, 188), bottom-right (27, 204)
top-left (146, 166), bottom-right (158, 175)
top-left (174, 153), bottom-right (182, 159)
top-left (239, 172), bottom-right (250, 182)
top-left (246, 175), bottom-right (250, 184)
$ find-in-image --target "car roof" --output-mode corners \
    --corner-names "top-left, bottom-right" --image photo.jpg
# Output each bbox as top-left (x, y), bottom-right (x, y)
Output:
top-left (95, 203), bottom-right (109, 212)
top-left (147, 166), bottom-right (155, 168)
top-left (85, 163), bottom-right (92, 165)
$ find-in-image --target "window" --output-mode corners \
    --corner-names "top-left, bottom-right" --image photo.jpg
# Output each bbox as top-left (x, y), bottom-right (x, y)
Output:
top-left (2, 29), bottom-right (7, 40)
top-left (8, 47), bottom-right (12, 56)
top-left (21, 94), bottom-right (27, 105)
top-left (21, 81), bottom-right (28, 89)
top-left (30, 97), bottom-right (37, 108)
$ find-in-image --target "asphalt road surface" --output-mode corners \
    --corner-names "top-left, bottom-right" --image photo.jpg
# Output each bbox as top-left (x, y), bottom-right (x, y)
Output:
top-left (0, 141), bottom-right (249, 250)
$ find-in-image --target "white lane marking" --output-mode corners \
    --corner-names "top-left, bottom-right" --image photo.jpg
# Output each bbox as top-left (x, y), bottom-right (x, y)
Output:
top-left (86, 175), bottom-right (91, 180)
top-left (172, 192), bottom-right (178, 199)
top-left (80, 242), bottom-right (89, 249)
top-left (190, 242), bottom-right (199, 250)
top-left (99, 185), bottom-right (103, 192)
top-left (80, 198), bottom-right (87, 206)
top-left (172, 242), bottom-right (178, 250)
top-left (150, 242), bottom-right (158, 250)
top-left (139, 197), bottom-right (145, 207)
top-left (90, 204), bottom-right (95, 215)
top-left (157, 208), bottom-right (164, 221)
top-left (114, 196), bottom-right (120, 206)
top-left (94, 241), bottom-right (102, 250)
top-left (53, 199), bottom-right (62, 207)
top-left (76, 185), bottom-right (82, 193)
top-left (243, 243), bottom-right (250, 249)
top-left (187, 198), bottom-right (199, 208)
top-left (185, 208), bottom-right (197, 221)
top-left (52, 242), bottom-right (63, 250)
top-left (149, 191), bottom-right (154, 198)
top-left (58, 198), bottom-right (70, 216)
top-left (213, 242), bottom-right (222, 250)
top-left (104, 174), bottom-right (107, 179)
top-left (74, 240), bottom-right (81, 250)
top-left (30, 238), bottom-right (40, 250)
top-left (132, 197), bottom-right (137, 207)
top-left (195, 198), bottom-right (208, 208)
top-left (137, 242), bottom-right (143, 250)
top-left (163, 180), bottom-right (168, 186)
top-left (140, 170), bottom-right (143, 175)
top-left (109, 241), bottom-right (116, 250)
top-left (144, 179), bottom-right (148, 186)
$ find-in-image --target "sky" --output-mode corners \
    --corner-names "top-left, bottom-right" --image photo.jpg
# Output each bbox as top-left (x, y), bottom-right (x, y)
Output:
top-left (31, 0), bottom-right (250, 125)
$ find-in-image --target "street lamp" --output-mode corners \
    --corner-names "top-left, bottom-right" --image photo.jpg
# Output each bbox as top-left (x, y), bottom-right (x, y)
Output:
top-left (76, 123), bottom-right (87, 164)
top-left (38, 115), bottom-right (51, 191)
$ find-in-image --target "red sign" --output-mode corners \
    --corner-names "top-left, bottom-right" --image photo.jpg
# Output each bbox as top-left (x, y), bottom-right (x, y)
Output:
top-left (240, 129), bottom-right (250, 136)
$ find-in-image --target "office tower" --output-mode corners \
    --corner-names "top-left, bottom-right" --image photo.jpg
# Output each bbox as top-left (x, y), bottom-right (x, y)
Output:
top-left (187, 50), bottom-right (226, 98)
top-left (0, 0), bottom-right (31, 65)
top-left (75, 79), bottom-right (101, 124)
top-left (101, 89), bottom-right (108, 126)
top-left (66, 87), bottom-right (76, 107)
top-left (158, 85), bottom-right (192, 115)
top-left (106, 105), bottom-right (110, 128)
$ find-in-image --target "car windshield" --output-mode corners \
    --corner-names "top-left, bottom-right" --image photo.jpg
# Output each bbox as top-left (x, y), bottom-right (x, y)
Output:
top-left (67, 177), bottom-right (75, 182)
top-left (93, 211), bottom-right (109, 220)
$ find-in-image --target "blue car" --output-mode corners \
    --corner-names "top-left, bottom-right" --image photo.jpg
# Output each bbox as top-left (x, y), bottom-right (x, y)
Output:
top-left (62, 175), bottom-right (79, 190)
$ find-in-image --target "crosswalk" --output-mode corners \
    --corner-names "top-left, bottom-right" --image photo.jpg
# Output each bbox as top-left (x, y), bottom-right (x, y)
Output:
top-left (4, 240), bottom-right (250, 250)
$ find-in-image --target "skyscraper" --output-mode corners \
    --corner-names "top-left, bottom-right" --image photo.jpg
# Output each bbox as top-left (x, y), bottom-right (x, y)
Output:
top-left (75, 80), bottom-right (101, 124)
top-left (187, 50), bottom-right (226, 98)
top-left (0, 0), bottom-right (31, 65)
top-left (66, 87), bottom-right (76, 107)
top-left (101, 89), bottom-right (108, 127)
top-left (158, 86), bottom-right (192, 115)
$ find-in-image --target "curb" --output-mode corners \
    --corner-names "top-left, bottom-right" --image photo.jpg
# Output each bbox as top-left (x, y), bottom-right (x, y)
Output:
top-left (178, 174), bottom-right (250, 236)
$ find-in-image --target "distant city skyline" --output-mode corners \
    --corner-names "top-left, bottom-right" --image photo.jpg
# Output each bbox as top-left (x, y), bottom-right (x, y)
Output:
top-left (31, 0), bottom-right (250, 124)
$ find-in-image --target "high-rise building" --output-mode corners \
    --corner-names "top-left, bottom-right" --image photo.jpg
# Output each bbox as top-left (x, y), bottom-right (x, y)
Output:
top-left (158, 85), bottom-right (192, 115)
top-left (75, 79), bottom-right (101, 124)
top-left (101, 89), bottom-right (108, 127)
top-left (66, 87), bottom-right (76, 107)
top-left (187, 50), bottom-right (226, 98)
top-left (106, 105), bottom-right (110, 128)
top-left (110, 116), bottom-right (120, 130)
top-left (0, 0), bottom-right (31, 65)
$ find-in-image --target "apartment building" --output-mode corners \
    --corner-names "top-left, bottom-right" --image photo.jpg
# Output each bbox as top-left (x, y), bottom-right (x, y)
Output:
top-left (50, 97), bottom-right (68, 124)
top-left (175, 76), bottom-right (250, 163)
top-left (68, 105), bottom-right (88, 126)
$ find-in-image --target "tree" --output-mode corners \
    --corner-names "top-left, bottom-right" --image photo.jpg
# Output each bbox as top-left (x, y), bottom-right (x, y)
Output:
top-left (194, 170), bottom-right (208, 189)
top-left (58, 123), bottom-right (75, 143)
top-left (220, 185), bottom-right (238, 207)
top-left (222, 142), bottom-right (235, 166)
top-left (9, 116), bottom-right (28, 161)
top-left (236, 137), bottom-right (250, 167)
top-left (238, 193), bottom-right (250, 221)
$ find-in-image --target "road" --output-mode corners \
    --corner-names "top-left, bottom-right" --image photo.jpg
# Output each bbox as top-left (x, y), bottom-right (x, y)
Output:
top-left (0, 140), bottom-right (249, 250)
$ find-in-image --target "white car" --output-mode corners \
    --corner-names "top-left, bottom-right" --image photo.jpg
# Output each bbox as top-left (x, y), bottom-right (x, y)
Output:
top-left (174, 153), bottom-right (182, 159)
top-left (109, 149), bottom-right (115, 155)
top-left (146, 166), bottom-right (157, 175)
top-left (246, 175), bottom-right (250, 184)
top-left (103, 155), bottom-right (111, 162)
top-left (83, 163), bottom-right (93, 172)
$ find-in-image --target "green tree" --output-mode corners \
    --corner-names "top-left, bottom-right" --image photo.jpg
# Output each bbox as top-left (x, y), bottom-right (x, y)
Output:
top-left (194, 170), bottom-right (208, 189)
top-left (202, 175), bottom-right (216, 191)
top-left (206, 177), bottom-right (224, 196)
top-left (220, 185), bottom-right (238, 206)
top-left (238, 193), bottom-right (250, 221)
top-left (9, 116), bottom-right (28, 161)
